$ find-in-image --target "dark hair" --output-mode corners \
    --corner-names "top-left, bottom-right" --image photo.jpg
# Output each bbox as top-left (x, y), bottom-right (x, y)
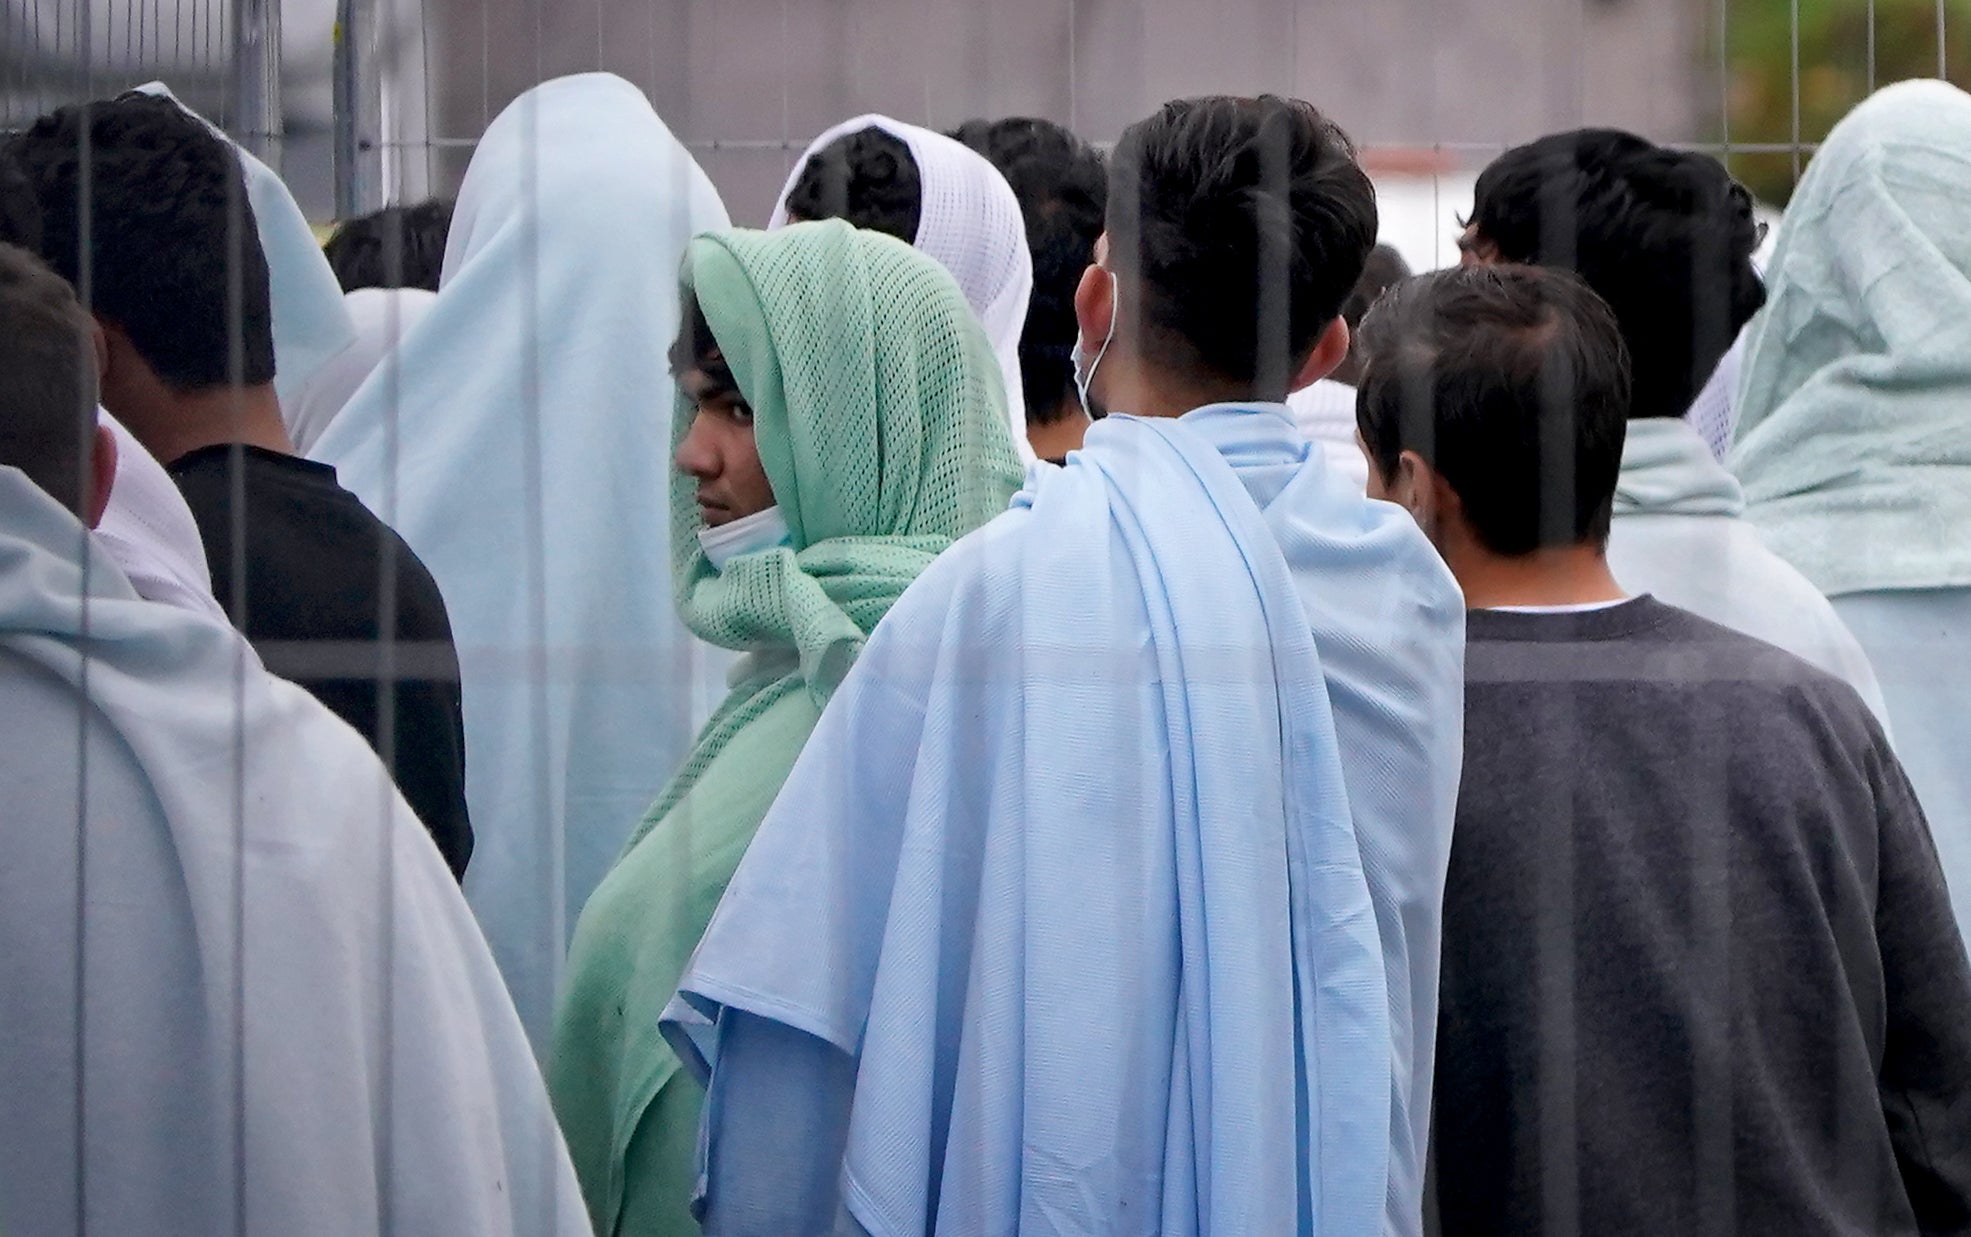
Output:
top-left (5, 92), bottom-right (276, 390)
top-left (1469, 129), bottom-right (1764, 420)
top-left (0, 243), bottom-right (99, 514)
top-left (949, 117), bottom-right (1107, 426)
top-left (1106, 95), bottom-right (1377, 398)
top-left (783, 127), bottom-right (922, 244)
top-left (1333, 243), bottom-right (1412, 385)
top-left (1355, 265), bottom-right (1632, 556)
top-left (0, 150), bottom-right (40, 251)
top-left (323, 198), bottom-right (454, 292)
top-left (668, 290), bottom-right (740, 401)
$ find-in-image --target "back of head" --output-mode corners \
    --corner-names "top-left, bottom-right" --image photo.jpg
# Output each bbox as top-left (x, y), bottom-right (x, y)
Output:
top-left (323, 198), bottom-right (454, 293)
top-left (0, 243), bottom-right (99, 514)
top-left (949, 117), bottom-right (1106, 424)
top-left (1355, 265), bottom-right (1631, 555)
top-left (1332, 243), bottom-right (1412, 385)
top-left (5, 92), bottom-right (276, 390)
top-left (1107, 95), bottom-right (1378, 399)
top-left (782, 127), bottom-right (922, 244)
top-left (1469, 129), bottom-right (1763, 420)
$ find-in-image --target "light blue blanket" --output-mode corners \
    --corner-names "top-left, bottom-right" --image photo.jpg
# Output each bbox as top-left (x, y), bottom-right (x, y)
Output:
top-left (665, 408), bottom-right (1397, 1235)
top-left (1731, 79), bottom-right (1971, 596)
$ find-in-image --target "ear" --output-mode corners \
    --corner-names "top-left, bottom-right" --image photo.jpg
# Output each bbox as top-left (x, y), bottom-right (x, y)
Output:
top-left (1289, 317), bottom-right (1351, 393)
top-left (90, 319), bottom-right (110, 384)
top-left (83, 423), bottom-right (116, 530)
top-left (1073, 257), bottom-right (1115, 350)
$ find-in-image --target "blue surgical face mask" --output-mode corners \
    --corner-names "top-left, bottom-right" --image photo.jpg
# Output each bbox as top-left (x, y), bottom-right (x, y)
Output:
top-left (698, 504), bottom-right (792, 570)
top-left (1072, 265), bottom-right (1119, 419)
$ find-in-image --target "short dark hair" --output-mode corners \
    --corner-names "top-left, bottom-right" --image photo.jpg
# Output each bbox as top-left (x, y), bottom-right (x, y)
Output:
top-left (0, 243), bottom-right (99, 514)
top-left (668, 290), bottom-right (739, 402)
top-left (949, 117), bottom-right (1107, 426)
top-left (1355, 265), bottom-right (1632, 556)
top-left (0, 150), bottom-right (40, 251)
top-left (1106, 95), bottom-right (1377, 398)
top-left (323, 198), bottom-right (454, 292)
top-left (783, 127), bottom-right (921, 244)
top-left (5, 92), bottom-right (276, 390)
top-left (1469, 129), bottom-right (1764, 420)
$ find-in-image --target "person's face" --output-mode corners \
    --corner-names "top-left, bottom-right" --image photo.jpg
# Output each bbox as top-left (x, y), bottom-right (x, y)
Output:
top-left (674, 370), bottom-right (774, 528)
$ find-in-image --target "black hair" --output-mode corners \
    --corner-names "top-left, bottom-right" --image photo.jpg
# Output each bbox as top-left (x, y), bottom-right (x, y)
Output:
top-left (0, 149), bottom-right (41, 251)
top-left (1333, 243), bottom-right (1412, 385)
top-left (323, 198), bottom-right (454, 292)
top-left (668, 290), bottom-right (740, 402)
top-left (1106, 95), bottom-right (1377, 399)
top-left (5, 92), bottom-right (276, 390)
top-left (949, 117), bottom-right (1107, 426)
top-left (1355, 265), bottom-right (1632, 556)
top-left (1469, 129), bottom-right (1764, 420)
top-left (0, 243), bottom-right (100, 514)
top-left (783, 127), bottom-right (922, 244)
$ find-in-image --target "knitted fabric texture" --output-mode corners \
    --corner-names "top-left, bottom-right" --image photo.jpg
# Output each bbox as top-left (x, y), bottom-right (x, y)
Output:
top-left (643, 217), bottom-right (1024, 838)
top-left (1731, 79), bottom-right (1971, 595)
top-left (771, 114), bottom-right (1036, 463)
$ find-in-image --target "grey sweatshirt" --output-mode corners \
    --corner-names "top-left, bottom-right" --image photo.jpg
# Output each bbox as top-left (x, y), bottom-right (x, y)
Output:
top-left (1429, 596), bottom-right (1971, 1236)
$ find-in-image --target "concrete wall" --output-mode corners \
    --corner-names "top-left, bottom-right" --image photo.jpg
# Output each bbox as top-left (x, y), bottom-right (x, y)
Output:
top-left (425, 0), bottom-right (1712, 226)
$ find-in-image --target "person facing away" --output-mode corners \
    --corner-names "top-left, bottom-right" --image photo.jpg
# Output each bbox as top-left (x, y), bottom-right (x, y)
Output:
top-left (659, 95), bottom-right (1466, 1237)
top-left (311, 74), bottom-right (737, 1047)
top-left (950, 116), bottom-right (1108, 463)
top-left (0, 241), bottom-right (592, 1237)
top-left (1732, 78), bottom-right (1971, 952)
top-left (774, 114), bottom-right (1036, 463)
top-left (1456, 128), bottom-right (1887, 720)
top-left (323, 197), bottom-right (455, 293)
top-left (1352, 263), bottom-right (1971, 1235)
top-left (548, 218), bottom-right (1024, 1237)
top-left (5, 93), bottom-right (472, 878)
top-left (0, 142), bottom-right (228, 624)
top-left (1286, 241), bottom-right (1411, 489)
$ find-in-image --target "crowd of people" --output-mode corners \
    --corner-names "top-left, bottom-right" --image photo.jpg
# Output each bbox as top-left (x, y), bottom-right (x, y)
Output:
top-left (0, 65), bottom-right (1967, 1236)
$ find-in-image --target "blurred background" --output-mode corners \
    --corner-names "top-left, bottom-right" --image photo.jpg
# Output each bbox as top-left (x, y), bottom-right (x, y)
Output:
top-left (4, 0), bottom-right (1966, 266)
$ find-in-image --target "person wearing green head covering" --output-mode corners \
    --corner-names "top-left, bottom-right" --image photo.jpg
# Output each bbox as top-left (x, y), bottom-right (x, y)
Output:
top-left (547, 216), bottom-right (1024, 1237)
top-left (1731, 78), bottom-right (1971, 950)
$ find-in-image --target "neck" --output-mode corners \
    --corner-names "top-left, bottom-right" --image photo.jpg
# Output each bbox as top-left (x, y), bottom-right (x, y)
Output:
top-left (1026, 400), bottom-right (1091, 460)
top-left (1095, 360), bottom-right (1265, 421)
top-left (115, 384), bottom-right (294, 466)
top-left (1446, 543), bottom-right (1629, 611)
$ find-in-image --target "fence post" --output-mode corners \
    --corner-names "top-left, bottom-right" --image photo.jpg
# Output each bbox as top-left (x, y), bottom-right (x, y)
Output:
top-left (231, 0), bottom-right (284, 165)
top-left (333, 0), bottom-right (384, 220)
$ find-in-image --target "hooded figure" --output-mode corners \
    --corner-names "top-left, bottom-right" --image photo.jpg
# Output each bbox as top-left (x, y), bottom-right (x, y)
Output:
top-left (1731, 78), bottom-right (1971, 946)
top-left (548, 218), bottom-right (1024, 1237)
top-left (312, 73), bottom-right (735, 1041)
top-left (771, 113), bottom-right (1035, 465)
top-left (0, 464), bottom-right (590, 1236)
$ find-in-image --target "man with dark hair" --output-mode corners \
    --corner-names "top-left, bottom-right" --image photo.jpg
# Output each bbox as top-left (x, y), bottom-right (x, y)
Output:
top-left (1462, 129), bottom-right (1886, 714)
top-left (950, 116), bottom-right (1106, 461)
top-left (7, 93), bottom-right (473, 878)
top-left (661, 96), bottom-right (1466, 1234)
top-left (1355, 264), bottom-right (1971, 1235)
top-left (0, 241), bottom-right (593, 1237)
top-left (323, 197), bottom-right (455, 292)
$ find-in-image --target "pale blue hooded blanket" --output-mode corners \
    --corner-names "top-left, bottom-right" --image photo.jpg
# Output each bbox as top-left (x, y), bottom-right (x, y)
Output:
top-left (664, 405), bottom-right (1462, 1236)
top-left (1731, 79), bottom-right (1971, 945)
top-left (313, 74), bottom-right (734, 1043)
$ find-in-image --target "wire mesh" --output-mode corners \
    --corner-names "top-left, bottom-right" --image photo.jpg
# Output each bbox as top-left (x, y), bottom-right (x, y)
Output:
top-left (2, 0), bottom-right (1969, 1230)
